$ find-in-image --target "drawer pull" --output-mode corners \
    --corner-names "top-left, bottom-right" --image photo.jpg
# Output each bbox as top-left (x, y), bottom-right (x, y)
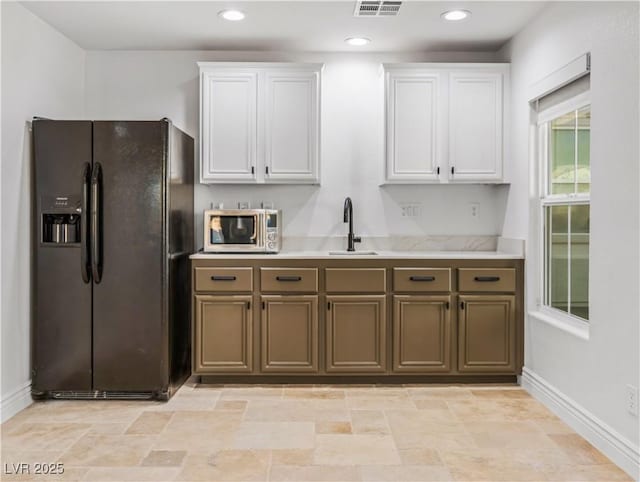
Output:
top-left (474, 276), bottom-right (500, 282)
top-left (211, 275), bottom-right (237, 281)
top-left (276, 276), bottom-right (302, 282)
top-left (409, 276), bottom-right (436, 282)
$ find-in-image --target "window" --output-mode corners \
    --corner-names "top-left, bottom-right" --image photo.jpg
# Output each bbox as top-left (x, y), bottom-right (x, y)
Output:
top-left (538, 96), bottom-right (590, 322)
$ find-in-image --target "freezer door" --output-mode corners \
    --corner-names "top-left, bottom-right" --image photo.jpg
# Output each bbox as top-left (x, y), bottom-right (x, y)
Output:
top-left (32, 120), bottom-right (93, 393)
top-left (92, 121), bottom-right (167, 392)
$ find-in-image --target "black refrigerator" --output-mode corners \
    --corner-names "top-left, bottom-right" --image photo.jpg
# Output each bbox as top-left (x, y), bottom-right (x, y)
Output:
top-left (32, 119), bottom-right (194, 400)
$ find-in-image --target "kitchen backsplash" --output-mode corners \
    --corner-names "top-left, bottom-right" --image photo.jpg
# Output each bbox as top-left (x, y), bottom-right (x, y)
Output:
top-left (280, 235), bottom-right (499, 252)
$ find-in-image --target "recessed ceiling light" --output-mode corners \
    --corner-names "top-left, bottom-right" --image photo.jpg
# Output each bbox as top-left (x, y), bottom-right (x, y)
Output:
top-left (441, 9), bottom-right (471, 21)
top-left (345, 37), bottom-right (371, 46)
top-left (218, 9), bottom-right (245, 21)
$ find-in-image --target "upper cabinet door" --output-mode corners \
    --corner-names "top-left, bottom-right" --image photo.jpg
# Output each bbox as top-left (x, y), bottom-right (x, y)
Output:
top-left (200, 71), bottom-right (258, 183)
top-left (448, 71), bottom-right (504, 182)
top-left (264, 71), bottom-right (320, 184)
top-left (199, 63), bottom-right (323, 185)
top-left (386, 72), bottom-right (443, 182)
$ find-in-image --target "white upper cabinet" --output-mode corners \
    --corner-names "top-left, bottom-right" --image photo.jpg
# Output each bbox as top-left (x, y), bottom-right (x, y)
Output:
top-left (201, 71), bottom-right (258, 182)
top-left (264, 71), bottom-right (319, 183)
top-left (449, 72), bottom-right (503, 182)
top-left (383, 64), bottom-right (509, 184)
top-left (386, 71), bottom-right (444, 182)
top-left (199, 63), bottom-right (322, 184)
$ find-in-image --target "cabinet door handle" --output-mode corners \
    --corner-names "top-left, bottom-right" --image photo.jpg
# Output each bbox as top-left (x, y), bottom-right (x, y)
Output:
top-left (327, 301), bottom-right (331, 310)
top-left (262, 301), bottom-right (266, 310)
top-left (445, 301), bottom-right (450, 310)
top-left (451, 166), bottom-right (455, 175)
top-left (251, 166), bottom-right (255, 174)
top-left (246, 301), bottom-right (251, 310)
top-left (211, 275), bottom-right (236, 281)
top-left (474, 276), bottom-right (500, 282)
top-left (276, 276), bottom-right (302, 282)
top-left (460, 301), bottom-right (465, 310)
top-left (437, 166), bottom-right (440, 175)
top-left (409, 276), bottom-right (436, 282)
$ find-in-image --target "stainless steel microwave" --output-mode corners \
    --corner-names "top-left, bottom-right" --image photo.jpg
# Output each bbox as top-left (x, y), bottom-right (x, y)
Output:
top-left (203, 209), bottom-right (281, 253)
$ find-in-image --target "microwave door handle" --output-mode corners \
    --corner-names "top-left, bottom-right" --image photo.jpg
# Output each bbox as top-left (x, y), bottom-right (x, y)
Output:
top-left (250, 214), bottom-right (258, 241)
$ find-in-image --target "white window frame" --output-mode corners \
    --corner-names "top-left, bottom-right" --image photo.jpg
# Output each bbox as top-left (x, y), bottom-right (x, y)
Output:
top-left (534, 91), bottom-right (591, 334)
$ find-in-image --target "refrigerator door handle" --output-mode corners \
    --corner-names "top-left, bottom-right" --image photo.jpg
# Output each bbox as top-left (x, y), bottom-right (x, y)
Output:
top-left (81, 162), bottom-right (91, 283)
top-left (91, 162), bottom-right (103, 283)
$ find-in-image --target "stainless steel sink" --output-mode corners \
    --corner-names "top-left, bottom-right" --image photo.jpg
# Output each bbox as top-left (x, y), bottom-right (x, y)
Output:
top-left (328, 251), bottom-right (378, 256)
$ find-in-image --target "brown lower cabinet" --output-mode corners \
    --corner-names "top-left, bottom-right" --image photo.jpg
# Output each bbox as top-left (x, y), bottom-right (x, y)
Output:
top-left (458, 295), bottom-right (516, 373)
top-left (191, 259), bottom-right (524, 379)
top-left (261, 296), bottom-right (318, 373)
top-left (194, 295), bottom-right (252, 373)
top-left (393, 295), bottom-right (451, 373)
top-left (326, 295), bottom-right (386, 373)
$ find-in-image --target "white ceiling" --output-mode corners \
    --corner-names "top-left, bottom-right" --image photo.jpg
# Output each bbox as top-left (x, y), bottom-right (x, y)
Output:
top-left (21, 1), bottom-right (547, 52)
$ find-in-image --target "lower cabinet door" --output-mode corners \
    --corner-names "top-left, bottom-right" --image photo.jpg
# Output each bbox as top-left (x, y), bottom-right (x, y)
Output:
top-left (194, 295), bottom-right (253, 373)
top-left (326, 295), bottom-right (386, 373)
top-left (393, 295), bottom-right (451, 373)
top-left (261, 296), bottom-right (319, 373)
top-left (458, 295), bottom-right (516, 373)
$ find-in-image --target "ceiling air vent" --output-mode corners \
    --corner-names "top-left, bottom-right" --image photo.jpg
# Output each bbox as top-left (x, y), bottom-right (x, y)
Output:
top-left (354, 1), bottom-right (402, 17)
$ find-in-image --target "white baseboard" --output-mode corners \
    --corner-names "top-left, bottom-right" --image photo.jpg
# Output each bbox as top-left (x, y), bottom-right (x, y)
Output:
top-left (1, 381), bottom-right (32, 423)
top-left (521, 367), bottom-right (640, 480)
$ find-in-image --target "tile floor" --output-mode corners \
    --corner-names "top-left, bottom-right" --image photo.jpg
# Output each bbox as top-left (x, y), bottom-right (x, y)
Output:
top-left (1, 381), bottom-right (631, 481)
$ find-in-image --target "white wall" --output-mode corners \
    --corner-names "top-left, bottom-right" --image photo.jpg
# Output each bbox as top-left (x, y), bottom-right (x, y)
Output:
top-left (0, 2), bottom-right (85, 421)
top-left (84, 50), bottom-right (508, 248)
top-left (500, 1), bottom-right (639, 475)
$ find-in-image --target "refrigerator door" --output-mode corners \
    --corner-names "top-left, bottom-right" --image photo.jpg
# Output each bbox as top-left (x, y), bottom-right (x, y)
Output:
top-left (32, 120), bottom-right (93, 393)
top-left (92, 121), bottom-right (167, 392)
top-left (166, 126), bottom-right (195, 394)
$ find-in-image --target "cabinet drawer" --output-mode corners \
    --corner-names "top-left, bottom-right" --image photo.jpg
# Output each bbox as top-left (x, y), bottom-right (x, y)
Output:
top-left (458, 268), bottom-right (515, 292)
top-left (393, 268), bottom-right (451, 292)
top-left (260, 268), bottom-right (318, 293)
top-left (195, 267), bottom-right (253, 292)
top-left (325, 268), bottom-right (386, 293)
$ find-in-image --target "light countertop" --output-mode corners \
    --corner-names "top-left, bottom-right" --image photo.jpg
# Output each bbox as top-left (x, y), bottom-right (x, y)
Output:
top-left (190, 250), bottom-right (523, 260)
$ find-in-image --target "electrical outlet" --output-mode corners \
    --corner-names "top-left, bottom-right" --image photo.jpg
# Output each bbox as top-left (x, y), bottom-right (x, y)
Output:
top-left (469, 202), bottom-right (480, 219)
top-left (626, 385), bottom-right (638, 416)
top-left (400, 203), bottom-right (422, 218)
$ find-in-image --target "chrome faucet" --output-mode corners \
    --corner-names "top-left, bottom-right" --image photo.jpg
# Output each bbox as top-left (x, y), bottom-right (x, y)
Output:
top-left (343, 197), bottom-right (361, 252)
